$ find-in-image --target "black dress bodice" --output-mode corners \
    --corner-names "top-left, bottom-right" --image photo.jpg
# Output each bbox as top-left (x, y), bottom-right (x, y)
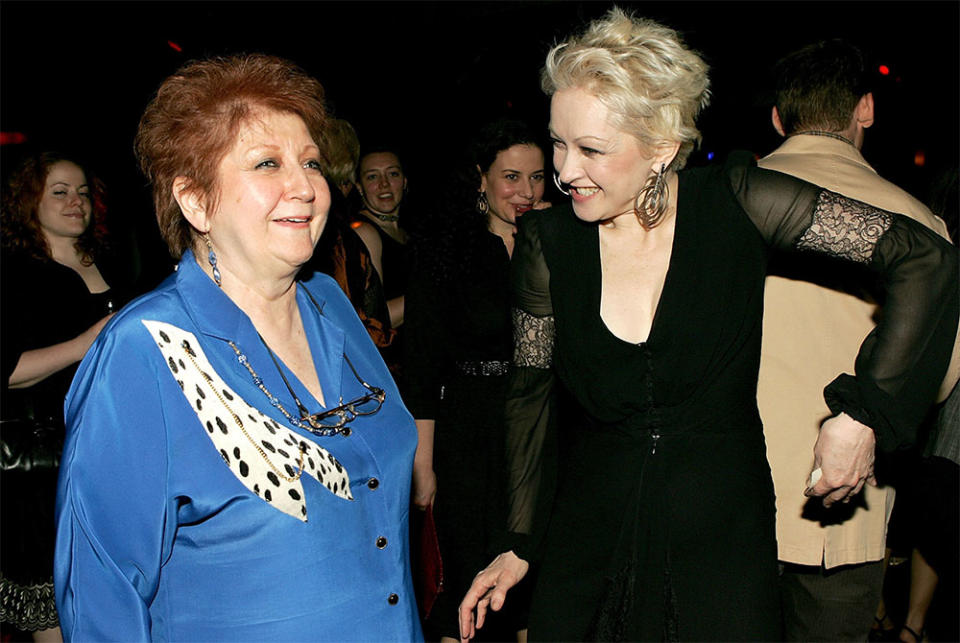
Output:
top-left (502, 153), bottom-right (958, 641)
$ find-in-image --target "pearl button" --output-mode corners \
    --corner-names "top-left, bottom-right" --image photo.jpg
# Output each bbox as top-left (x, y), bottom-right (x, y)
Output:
top-left (387, 593), bottom-right (399, 605)
top-left (376, 536), bottom-right (388, 549)
top-left (367, 477), bottom-right (380, 490)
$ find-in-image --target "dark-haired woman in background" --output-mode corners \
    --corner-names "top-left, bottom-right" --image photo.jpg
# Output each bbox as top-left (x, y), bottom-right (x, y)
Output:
top-left (1, 153), bottom-right (132, 641)
top-left (405, 120), bottom-right (549, 642)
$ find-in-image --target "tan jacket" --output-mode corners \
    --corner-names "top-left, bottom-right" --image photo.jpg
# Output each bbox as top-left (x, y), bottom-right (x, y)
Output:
top-left (757, 134), bottom-right (954, 568)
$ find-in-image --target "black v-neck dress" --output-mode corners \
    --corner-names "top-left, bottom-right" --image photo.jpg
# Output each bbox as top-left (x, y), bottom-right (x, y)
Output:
top-left (502, 153), bottom-right (958, 641)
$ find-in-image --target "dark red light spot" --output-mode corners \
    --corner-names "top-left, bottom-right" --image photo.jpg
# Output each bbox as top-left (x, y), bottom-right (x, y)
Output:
top-left (167, 40), bottom-right (183, 53)
top-left (0, 132), bottom-right (27, 145)
top-left (878, 65), bottom-right (890, 76)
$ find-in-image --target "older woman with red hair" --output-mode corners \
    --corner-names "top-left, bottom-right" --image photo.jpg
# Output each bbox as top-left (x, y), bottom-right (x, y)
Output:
top-left (54, 55), bottom-right (422, 641)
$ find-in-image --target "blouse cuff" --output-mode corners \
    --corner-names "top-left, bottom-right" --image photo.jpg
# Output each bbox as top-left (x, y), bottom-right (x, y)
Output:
top-left (824, 373), bottom-right (908, 453)
top-left (488, 529), bottom-right (539, 565)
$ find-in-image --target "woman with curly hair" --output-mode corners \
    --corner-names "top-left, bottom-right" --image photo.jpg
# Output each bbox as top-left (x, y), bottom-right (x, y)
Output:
top-left (1, 152), bottom-right (130, 641)
top-left (405, 119), bottom-right (549, 641)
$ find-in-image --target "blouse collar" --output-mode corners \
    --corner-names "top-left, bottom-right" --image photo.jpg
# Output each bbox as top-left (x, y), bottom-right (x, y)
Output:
top-left (173, 250), bottom-right (345, 406)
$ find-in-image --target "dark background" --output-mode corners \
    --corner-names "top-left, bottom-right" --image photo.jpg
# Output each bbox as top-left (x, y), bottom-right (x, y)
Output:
top-left (2, 0), bottom-right (957, 285)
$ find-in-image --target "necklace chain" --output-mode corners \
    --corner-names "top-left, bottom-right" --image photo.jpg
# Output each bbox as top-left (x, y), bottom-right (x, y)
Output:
top-left (363, 209), bottom-right (399, 223)
top-left (181, 340), bottom-right (305, 482)
top-left (228, 340), bottom-right (347, 436)
top-left (223, 282), bottom-right (383, 438)
top-left (791, 130), bottom-right (856, 147)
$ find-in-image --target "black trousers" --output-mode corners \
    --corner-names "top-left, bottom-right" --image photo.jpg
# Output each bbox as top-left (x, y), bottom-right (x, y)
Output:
top-left (779, 560), bottom-right (884, 642)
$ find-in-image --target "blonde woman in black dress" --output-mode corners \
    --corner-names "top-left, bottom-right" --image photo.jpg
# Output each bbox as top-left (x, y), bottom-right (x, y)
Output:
top-left (459, 9), bottom-right (958, 641)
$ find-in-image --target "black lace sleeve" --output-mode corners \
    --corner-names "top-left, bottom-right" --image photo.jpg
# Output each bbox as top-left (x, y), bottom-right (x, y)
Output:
top-left (728, 153), bottom-right (960, 452)
top-left (494, 212), bottom-right (557, 561)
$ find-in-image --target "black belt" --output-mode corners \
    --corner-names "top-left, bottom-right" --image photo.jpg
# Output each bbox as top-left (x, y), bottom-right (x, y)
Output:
top-left (454, 360), bottom-right (510, 377)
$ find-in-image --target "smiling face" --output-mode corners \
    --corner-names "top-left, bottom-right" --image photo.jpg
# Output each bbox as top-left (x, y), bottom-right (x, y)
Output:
top-left (480, 144), bottom-right (545, 230)
top-left (550, 86), bottom-right (665, 223)
top-left (36, 161), bottom-right (92, 243)
top-left (358, 152), bottom-right (406, 215)
top-left (201, 110), bottom-right (330, 282)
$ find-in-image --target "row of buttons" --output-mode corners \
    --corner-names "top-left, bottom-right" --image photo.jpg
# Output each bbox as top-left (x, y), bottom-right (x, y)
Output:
top-left (367, 476), bottom-right (397, 605)
top-left (369, 477), bottom-right (385, 550)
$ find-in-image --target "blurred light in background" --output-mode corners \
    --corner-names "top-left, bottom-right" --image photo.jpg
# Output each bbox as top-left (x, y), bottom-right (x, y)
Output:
top-left (0, 132), bottom-right (27, 145)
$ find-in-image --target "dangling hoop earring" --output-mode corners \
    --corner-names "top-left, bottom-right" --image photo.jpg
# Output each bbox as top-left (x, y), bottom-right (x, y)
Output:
top-left (552, 172), bottom-right (570, 196)
top-left (204, 233), bottom-right (222, 287)
top-left (633, 163), bottom-right (669, 229)
top-left (476, 191), bottom-right (490, 215)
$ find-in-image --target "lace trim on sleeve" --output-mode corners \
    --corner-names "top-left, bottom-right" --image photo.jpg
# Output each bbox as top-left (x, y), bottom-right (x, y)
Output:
top-left (513, 307), bottom-right (554, 369)
top-left (795, 190), bottom-right (894, 264)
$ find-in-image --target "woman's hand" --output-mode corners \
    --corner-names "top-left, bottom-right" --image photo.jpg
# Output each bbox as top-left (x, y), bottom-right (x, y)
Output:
top-left (533, 200), bottom-right (553, 211)
top-left (804, 412), bottom-right (877, 507)
top-left (412, 419), bottom-right (436, 509)
top-left (412, 461), bottom-right (437, 510)
top-left (8, 313), bottom-right (114, 388)
top-left (459, 551), bottom-right (529, 641)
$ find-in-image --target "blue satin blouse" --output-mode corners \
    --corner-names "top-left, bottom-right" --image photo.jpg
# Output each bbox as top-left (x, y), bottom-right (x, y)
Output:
top-left (55, 251), bottom-right (423, 641)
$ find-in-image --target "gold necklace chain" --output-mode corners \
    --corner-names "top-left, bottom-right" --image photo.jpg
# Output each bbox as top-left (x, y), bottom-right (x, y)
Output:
top-left (181, 340), bottom-right (304, 483)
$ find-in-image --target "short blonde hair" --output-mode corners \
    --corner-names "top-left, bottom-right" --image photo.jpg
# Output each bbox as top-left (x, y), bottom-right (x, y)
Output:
top-left (542, 7), bottom-right (710, 169)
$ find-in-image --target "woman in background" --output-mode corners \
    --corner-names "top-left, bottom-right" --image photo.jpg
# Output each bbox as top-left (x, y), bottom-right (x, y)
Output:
top-left (308, 118), bottom-right (396, 351)
top-left (355, 146), bottom-right (409, 330)
top-left (1, 152), bottom-right (130, 642)
top-left (405, 119), bottom-right (549, 642)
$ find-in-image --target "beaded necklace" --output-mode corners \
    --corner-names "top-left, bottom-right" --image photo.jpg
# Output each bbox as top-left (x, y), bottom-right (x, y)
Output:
top-left (228, 341), bottom-right (382, 437)
top-left (227, 283), bottom-right (384, 438)
top-left (361, 208), bottom-right (400, 223)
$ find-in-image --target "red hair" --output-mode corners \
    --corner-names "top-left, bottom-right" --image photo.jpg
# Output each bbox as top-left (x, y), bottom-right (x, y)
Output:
top-left (134, 54), bottom-right (329, 258)
top-left (1, 152), bottom-right (109, 264)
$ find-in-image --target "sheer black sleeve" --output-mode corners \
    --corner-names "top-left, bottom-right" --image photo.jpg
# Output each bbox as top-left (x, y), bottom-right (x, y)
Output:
top-left (727, 153), bottom-right (960, 452)
top-left (494, 212), bottom-right (557, 561)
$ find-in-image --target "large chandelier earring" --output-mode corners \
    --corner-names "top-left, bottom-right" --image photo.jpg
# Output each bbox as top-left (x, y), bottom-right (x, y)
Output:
top-left (633, 163), bottom-right (669, 229)
top-left (476, 191), bottom-right (489, 215)
top-left (552, 172), bottom-right (570, 196)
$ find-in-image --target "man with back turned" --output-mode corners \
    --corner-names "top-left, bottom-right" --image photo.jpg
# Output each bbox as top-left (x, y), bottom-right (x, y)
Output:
top-left (756, 38), bottom-right (958, 642)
